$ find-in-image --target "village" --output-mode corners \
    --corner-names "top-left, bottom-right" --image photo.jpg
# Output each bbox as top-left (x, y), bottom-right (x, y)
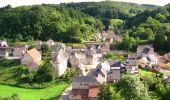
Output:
top-left (0, 31), bottom-right (170, 100)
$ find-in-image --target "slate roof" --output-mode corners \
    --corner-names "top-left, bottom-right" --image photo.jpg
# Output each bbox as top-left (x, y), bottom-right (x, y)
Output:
top-left (73, 76), bottom-right (97, 83)
top-left (53, 49), bottom-right (69, 62)
top-left (108, 60), bottom-right (126, 69)
top-left (13, 44), bottom-right (28, 50)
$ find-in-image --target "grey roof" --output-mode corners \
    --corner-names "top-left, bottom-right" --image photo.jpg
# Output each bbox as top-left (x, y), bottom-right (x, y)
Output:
top-left (108, 60), bottom-right (125, 68)
top-left (52, 49), bottom-right (69, 62)
top-left (13, 44), bottom-right (28, 50)
top-left (51, 43), bottom-right (65, 52)
top-left (73, 76), bottom-right (97, 83)
top-left (93, 64), bottom-right (107, 78)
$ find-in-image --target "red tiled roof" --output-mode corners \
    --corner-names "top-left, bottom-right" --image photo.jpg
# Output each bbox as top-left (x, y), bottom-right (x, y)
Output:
top-left (88, 86), bottom-right (101, 98)
top-left (27, 48), bottom-right (41, 60)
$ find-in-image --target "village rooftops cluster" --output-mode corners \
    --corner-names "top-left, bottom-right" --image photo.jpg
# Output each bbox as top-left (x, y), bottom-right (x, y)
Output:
top-left (1, 36), bottom-right (170, 100)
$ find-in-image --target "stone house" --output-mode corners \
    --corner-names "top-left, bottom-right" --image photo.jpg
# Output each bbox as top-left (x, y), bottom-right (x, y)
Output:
top-left (21, 48), bottom-right (41, 72)
top-left (34, 40), bottom-right (43, 50)
top-left (70, 75), bottom-right (103, 100)
top-left (100, 43), bottom-right (110, 54)
top-left (107, 60), bottom-right (123, 82)
top-left (137, 45), bottom-right (154, 58)
top-left (138, 54), bottom-right (158, 69)
top-left (46, 39), bottom-right (55, 47)
top-left (0, 47), bottom-right (10, 59)
top-left (52, 49), bottom-right (69, 77)
top-left (12, 44), bottom-right (28, 57)
top-left (126, 54), bottom-right (139, 74)
top-left (101, 32), bottom-right (114, 43)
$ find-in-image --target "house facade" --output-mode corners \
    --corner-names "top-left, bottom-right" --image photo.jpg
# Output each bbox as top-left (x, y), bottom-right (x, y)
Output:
top-left (70, 76), bottom-right (102, 100)
top-left (52, 49), bottom-right (69, 77)
top-left (21, 48), bottom-right (41, 72)
top-left (13, 44), bottom-right (28, 57)
top-left (126, 54), bottom-right (139, 74)
top-left (0, 47), bottom-right (9, 59)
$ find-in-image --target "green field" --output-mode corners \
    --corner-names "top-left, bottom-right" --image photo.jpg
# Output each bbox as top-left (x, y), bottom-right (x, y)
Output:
top-left (0, 60), bottom-right (70, 100)
top-left (0, 83), bottom-right (69, 100)
top-left (139, 68), bottom-right (156, 77)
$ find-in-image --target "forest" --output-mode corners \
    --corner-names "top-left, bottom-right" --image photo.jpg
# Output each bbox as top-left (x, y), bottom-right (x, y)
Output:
top-left (0, 5), bottom-right (103, 43)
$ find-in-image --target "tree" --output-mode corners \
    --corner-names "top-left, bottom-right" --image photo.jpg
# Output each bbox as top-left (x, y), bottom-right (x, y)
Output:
top-left (115, 74), bottom-right (149, 100)
top-left (99, 83), bottom-right (124, 100)
top-left (15, 34), bottom-right (23, 42)
top-left (41, 44), bottom-right (51, 56)
top-left (25, 35), bottom-right (34, 42)
top-left (166, 34), bottom-right (170, 51)
top-left (36, 61), bottom-right (56, 82)
top-left (99, 83), bottom-right (113, 100)
top-left (153, 32), bottom-right (167, 51)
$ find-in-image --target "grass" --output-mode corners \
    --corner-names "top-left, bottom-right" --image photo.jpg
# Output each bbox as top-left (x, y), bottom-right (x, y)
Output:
top-left (139, 68), bottom-right (156, 77)
top-left (0, 83), bottom-right (69, 100)
top-left (0, 60), bottom-right (70, 99)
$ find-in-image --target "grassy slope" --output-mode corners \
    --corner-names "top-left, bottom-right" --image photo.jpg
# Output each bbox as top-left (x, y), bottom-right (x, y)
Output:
top-left (139, 68), bottom-right (161, 100)
top-left (0, 83), bottom-right (69, 100)
top-left (139, 68), bottom-right (156, 77)
top-left (0, 60), bottom-right (69, 99)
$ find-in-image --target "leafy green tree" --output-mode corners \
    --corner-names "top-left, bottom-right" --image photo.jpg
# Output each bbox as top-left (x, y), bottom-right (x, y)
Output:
top-left (153, 32), bottom-right (167, 51)
top-left (99, 83), bottom-right (124, 100)
top-left (115, 74), bottom-right (149, 100)
top-left (25, 35), bottom-right (34, 42)
top-left (15, 34), bottom-right (23, 42)
top-left (36, 61), bottom-right (56, 82)
top-left (41, 44), bottom-right (51, 56)
top-left (99, 83), bottom-right (112, 100)
top-left (165, 34), bottom-right (170, 51)
top-left (61, 68), bottom-right (78, 81)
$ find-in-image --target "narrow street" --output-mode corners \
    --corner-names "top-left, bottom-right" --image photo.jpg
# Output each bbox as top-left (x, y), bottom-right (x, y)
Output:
top-left (58, 85), bottom-right (72, 100)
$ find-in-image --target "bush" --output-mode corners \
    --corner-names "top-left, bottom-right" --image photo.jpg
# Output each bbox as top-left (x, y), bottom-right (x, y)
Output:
top-left (35, 61), bottom-right (56, 83)
top-left (61, 68), bottom-right (78, 81)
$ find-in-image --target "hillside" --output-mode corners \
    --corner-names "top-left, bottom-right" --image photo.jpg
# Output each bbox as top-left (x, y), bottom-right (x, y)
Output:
top-left (60, 1), bottom-right (158, 20)
top-left (119, 6), bottom-right (170, 52)
top-left (0, 5), bottom-right (103, 43)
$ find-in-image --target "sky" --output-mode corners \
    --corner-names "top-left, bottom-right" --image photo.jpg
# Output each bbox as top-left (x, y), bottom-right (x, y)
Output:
top-left (0, 0), bottom-right (169, 7)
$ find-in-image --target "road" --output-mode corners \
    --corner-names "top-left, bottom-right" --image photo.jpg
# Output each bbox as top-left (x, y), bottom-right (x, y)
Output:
top-left (58, 85), bottom-right (72, 100)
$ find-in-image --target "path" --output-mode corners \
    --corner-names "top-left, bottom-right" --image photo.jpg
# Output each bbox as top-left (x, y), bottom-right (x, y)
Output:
top-left (58, 85), bottom-right (72, 100)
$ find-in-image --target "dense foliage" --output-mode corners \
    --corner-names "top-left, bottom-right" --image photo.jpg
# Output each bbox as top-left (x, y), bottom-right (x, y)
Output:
top-left (118, 6), bottom-right (170, 53)
top-left (0, 5), bottom-right (103, 43)
top-left (99, 83), bottom-right (124, 100)
top-left (61, 1), bottom-right (153, 20)
top-left (115, 74), bottom-right (149, 100)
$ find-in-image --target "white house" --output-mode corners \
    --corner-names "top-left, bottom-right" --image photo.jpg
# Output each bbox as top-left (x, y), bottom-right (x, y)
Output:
top-left (21, 48), bottom-right (41, 72)
top-left (52, 49), bottom-right (69, 77)
top-left (0, 39), bottom-right (8, 47)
